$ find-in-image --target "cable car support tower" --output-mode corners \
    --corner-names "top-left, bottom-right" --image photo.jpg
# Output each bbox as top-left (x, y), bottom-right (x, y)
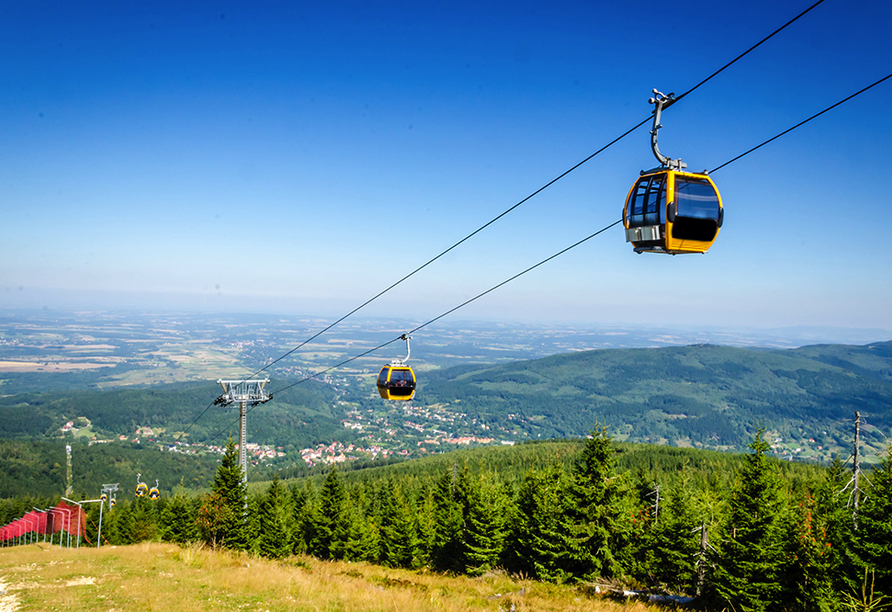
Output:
top-left (215, 379), bottom-right (271, 484)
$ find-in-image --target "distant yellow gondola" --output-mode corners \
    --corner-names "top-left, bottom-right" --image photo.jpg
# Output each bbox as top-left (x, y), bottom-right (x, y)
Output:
top-left (149, 480), bottom-right (160, 500)
top-left (376, 334), bottom-right (416, 401)
top-left (377, 364), bottom-right (416, 400)
top-left (623, 89), bottom-right (723, 254)
top-left (136, 473), bottom-right (148, 497)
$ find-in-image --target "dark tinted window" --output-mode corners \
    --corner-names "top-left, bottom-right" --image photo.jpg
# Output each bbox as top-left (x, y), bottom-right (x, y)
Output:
top-left (378, 367), bottom-right (390, 385)
top-left (675, 177), bottom-right (719, 220)
top-left (671, 177), bottom-right (719, 241)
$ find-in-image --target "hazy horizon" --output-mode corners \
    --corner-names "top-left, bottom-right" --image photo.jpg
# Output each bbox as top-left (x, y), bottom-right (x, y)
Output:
top-left (2, 305), bottom-right (889, 351)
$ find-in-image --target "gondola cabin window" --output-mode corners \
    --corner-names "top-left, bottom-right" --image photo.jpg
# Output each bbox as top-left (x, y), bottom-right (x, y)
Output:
top-left (671, 177), bottom-right (721, 242)
top-left (388, 368), bottom-right (414, 395)
top-left (627, 175), bottom-right (665, 228)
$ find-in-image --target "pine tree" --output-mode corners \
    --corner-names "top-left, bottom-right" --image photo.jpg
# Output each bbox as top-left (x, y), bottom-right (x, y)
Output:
top-left (257, 475), bottom-right (291, 559)
top-left (623, 469), bottom-right (658, 581)
top-left (502, 464), bottom-right (569, 583)
top-left (773, 455), bottom-right (855, 612)
top-left (708, 427), bottom-right (788, 612)
top-left (562, 425), bottom-right (626, 580)
top-left (815, 453), bottom-right (856, 594)
top-left (245, 494), bottom-right (262, 554)
top-left (415, 484), bottom-right (436, 566)
top-left (378, 479), bottom-right (420, 568)
top-left (197, 491), bottom-right (235, 550)
top-left (780, 490), bottom-right (836, 612)
top-left (106, 499), bottom-right (132, 545)
top-left (289, 480), bottom-right (317, 555)
top-left (651, 467), bottom-right (702, 593)
top-left (82, 504), bottom-right (100, 546)
top-left (852, 440), bottom-right (892, 598)
top-left (310, 468), bottom-right (350, 560)
top-left (462, 473), bottom-right (508, 576)
top-left (127, 497), bottom-right (158, 543)
top-left (205, 437), bottom-right (247, 550)
top-left (430, 463), bottom-right (466, 573)
top-left (344, 490), bottom-right (379, 563)
top-left (160, 483), bottom-right (197, 544)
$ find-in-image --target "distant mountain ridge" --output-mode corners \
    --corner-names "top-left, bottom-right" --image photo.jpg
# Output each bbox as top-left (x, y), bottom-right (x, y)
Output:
top-left (1, 338), bottom-right (889, 468)
top-left (420, 341), bottom-right (892, 460)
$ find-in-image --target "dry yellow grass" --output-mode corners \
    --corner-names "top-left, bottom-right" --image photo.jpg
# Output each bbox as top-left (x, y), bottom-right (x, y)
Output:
top-left (0, 542), bottom-right (659, 612)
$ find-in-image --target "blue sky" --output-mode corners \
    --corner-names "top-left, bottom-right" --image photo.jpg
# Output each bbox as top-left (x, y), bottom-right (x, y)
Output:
top-left (2, 0), bottom-right (891, 334)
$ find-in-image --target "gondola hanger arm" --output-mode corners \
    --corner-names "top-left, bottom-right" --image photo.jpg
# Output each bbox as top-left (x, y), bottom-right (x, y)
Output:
top-left (649, 90), bottom-right (687, 171)
top-left (392, 334), bottom-right (411, 365)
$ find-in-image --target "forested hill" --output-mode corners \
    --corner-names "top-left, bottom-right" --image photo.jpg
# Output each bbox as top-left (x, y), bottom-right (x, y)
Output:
top-left (1, 340), bottom-right (890, 478)
top-left (420, 341), bottom-right (892, 457)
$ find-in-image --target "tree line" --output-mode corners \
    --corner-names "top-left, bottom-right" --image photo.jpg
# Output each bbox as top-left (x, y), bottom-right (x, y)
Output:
top-left (56, 427), bottom-right (892, 611)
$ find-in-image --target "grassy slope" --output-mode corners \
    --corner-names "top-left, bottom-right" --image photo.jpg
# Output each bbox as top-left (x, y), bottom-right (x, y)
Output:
top-left (0, 542), bottom-right (656, 612)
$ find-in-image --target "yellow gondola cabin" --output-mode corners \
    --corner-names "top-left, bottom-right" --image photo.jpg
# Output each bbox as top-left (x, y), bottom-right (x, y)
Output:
top-left (623, 169), bottom-right (723, 254)
top-left (376, 334), bottom-right (416, 401)
top-left (623, 89), bottom-right (724, 254)
top-left (136, 473), bottom-right (148, 497)
top-left (377, 364), bottom-right (416, 401)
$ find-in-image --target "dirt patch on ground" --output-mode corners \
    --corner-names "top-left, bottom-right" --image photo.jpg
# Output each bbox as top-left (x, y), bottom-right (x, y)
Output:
top-left (0, 571), bottom-right (95, 611)
top-left (0, 579), bottom-right (19, 612)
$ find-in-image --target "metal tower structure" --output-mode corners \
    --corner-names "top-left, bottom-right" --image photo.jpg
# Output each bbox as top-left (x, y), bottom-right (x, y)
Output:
top-left (852, 410), bottom-right (863, 528)
top-left (215, 379), bottom-right (271, 484)
top-left (101, 483), bottom-right (119, 508)
top-left (65, 444), bottom-right (73, 495)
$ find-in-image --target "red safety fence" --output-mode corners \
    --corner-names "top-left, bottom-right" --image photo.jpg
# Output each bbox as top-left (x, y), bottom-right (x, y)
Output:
top-left (1, 501), bottom-right (87, 542)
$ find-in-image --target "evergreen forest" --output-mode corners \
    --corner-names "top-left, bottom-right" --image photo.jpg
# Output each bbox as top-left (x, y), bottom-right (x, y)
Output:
top-left (6, 431), bottom-right (890, 612)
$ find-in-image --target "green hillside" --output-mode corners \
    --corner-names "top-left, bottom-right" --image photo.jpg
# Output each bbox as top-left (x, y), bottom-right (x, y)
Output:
top-left (0, 340), bottom-right (889, 496)
top-left (0, 379), bottom-right (345, 449)
top-left (420, 341), bottom-right (892, 458)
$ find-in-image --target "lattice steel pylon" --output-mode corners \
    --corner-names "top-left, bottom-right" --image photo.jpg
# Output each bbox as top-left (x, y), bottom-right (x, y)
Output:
top-left (65, 444), bottom-right (73, 495)
top-left (215, 379), bottom-right (271, 484)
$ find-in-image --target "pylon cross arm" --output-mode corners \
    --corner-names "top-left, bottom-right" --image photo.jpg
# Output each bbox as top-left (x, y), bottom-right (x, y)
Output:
top-left (216, 379), bottom-right (271, 406)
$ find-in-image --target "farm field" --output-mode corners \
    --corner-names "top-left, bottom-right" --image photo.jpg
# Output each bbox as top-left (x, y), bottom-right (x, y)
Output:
top-left (4, 310), bottom-right (875, 390)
